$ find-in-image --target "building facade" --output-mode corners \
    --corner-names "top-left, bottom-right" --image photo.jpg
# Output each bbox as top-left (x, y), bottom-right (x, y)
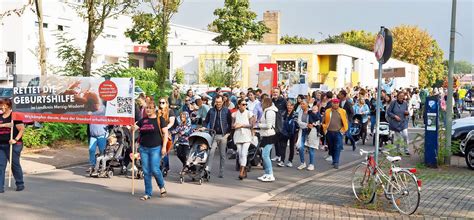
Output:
top-left (168, 43), bottom-right (419, 89)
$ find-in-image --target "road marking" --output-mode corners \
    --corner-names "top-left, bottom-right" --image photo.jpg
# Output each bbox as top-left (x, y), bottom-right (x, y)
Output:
top-left (202, 159), bottom-right (364, 220)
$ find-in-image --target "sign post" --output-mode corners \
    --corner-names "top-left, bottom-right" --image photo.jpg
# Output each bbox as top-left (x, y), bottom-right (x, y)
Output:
top-left (373, 26), bottom-right (392, 204)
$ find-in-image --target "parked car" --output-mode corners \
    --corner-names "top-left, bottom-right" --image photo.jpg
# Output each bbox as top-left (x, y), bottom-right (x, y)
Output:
top-left (452, 117), bottom-right (474, 169)
top-left (460, 130), bottom-right (474, 170)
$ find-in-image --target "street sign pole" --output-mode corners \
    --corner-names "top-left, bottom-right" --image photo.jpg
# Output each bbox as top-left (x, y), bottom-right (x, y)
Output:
top-left (445, 0), bottom-right (457, 164)
top-left (373, 26), bottom-right (386, 204)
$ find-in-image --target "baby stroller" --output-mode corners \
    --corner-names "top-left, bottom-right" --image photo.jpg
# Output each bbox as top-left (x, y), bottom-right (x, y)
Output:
top-left (377, 122), bottom-right (394, 148)
top-left (90, 126), bottom-right (130, 178)
top-left (179, 129), bottom-right (215, 185)
top-left (351, 115), bottom-right (363, 143)
top-left (235, 132), bottom-right (262, 173)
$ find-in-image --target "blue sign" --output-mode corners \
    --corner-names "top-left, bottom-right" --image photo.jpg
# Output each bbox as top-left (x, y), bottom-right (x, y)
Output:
top-left (424, 96), bottom-right (439, 167)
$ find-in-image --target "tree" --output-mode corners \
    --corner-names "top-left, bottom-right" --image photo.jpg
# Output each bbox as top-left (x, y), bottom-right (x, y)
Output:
top-left (211, 0), bottom-right (269, 87)
top-left (321, 30), bottom-right (375, 51)
top-left (280, 35), bottom-right (315, 44)
top-left (75, 0), bottom-right (137, 76)
top-left (34, 0), bottom-right (47, 76)
top-left (125, 0), bottom-right (181, 90)
top-left (0, 0), bottom-right (33, 21)
top-left (391, 25), bottom-right (444, 87)
top-left (443, 60), bottom-right (473, 75)
top-left (55, 33), bottom-right (84, 76)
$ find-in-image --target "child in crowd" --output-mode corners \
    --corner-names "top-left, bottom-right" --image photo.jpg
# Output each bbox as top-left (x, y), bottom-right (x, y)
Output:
top-left (92, 134), bottom-right (120, 177)
top-left (186, 144), bottom-right (208, 166)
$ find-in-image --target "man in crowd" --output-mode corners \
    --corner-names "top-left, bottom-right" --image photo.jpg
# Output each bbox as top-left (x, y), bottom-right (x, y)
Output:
top-left (271, 88), bottom-right (287, 162)
top-left (338, 90), bottom-right (356, 151)
top-left (322, 98), bottom-right (348, 169)
top-left (203, 95), bottom-right (232, 178)
top-left (387, 92), bottom-right (410, 155)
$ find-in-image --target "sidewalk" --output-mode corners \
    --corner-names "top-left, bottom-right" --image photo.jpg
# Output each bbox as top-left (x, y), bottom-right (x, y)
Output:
top-left (20, 145), bottom-right (89, 174)
top-left (245, 163), bottom-right (474, 219)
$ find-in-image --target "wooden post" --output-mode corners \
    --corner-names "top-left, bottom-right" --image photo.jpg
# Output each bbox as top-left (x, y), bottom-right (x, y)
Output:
top-left (131, 126), bottom-right (135, 195)
top-left (8, 121), bottom-right (13, 188)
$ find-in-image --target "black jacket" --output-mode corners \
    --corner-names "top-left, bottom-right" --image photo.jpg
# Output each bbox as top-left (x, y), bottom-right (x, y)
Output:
top-left (340, 99), bottom-right (354, 123)
top-left (273, 97), bottom-right (287, 113)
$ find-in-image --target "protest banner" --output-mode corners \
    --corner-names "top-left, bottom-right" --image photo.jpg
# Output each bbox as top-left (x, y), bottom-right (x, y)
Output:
top-left (12, 76), bottom-right (135, 125)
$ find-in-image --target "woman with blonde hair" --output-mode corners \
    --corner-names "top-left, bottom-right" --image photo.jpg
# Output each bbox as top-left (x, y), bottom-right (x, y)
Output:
top-left (256, 97), bottom-right (278, 182)
top-left (157, 97), bottom-right (176, 176)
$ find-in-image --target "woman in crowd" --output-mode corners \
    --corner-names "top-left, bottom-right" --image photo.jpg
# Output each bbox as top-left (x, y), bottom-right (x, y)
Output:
top-left (277, 101), bottom-right (298, 168)
top-left (232, 99), bottom-right (255, 180)
top-left (223, 93), bottom-right (235, 109)
top-left (296, 99), bottom-right (320, 171)
top-left (0, 99), bottom-right (25, 193)
top-left (186, 89), bottom-right (195, 103)
top-left (135, 100), bottom-right (168, 200)
top-left (257, 97), bottom-right (278, 182)
top-left (353, 98), bottom-right (370, 145)
top-left (169, 87), bottom-right (182, 117)
top-left (158, 97), bottom-right (176, 177)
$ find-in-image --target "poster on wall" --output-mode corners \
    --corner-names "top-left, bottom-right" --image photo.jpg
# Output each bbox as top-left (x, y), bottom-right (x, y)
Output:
top-left (12, 76), bottom-right (135, 125)
top-left (258, 71), bottom-right (274, 95)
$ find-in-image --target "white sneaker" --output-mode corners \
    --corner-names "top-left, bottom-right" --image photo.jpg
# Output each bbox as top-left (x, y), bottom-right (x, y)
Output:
top-left (277, 161), bottom-right (285, 167)
top-left (257, 174), bottom-right (268, 181)
top-left (297, 163), bottom-right (307, 170)
top-left (325, 157), bottom-right (333, 162)
top-left (261, 175), bottom-right (275, 182)
top-left (286, 162), bottom-right (293, 167)
top-left (307, 164), bottom-right (315, 171)
top-left (271, 156), bottom-right (281, 162)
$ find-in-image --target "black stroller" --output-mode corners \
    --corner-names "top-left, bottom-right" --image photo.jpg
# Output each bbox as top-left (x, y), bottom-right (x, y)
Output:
top-left (90, 126), bottom-right (131, 178)
top-left (179, 129), bottom-right (215, 185)
top-left (351, 115), bottom-right (363, 143)
top-left (235, 133), bottom-right (262, 173)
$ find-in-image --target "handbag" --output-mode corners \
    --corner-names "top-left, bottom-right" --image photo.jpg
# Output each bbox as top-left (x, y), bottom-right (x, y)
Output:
top-left (157, 117), bottom-right (173, 153)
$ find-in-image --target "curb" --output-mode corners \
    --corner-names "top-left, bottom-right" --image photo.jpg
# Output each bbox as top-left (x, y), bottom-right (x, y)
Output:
top-left (202, 158), bottom-right (364, 220)
top-left (23, 162), bottom-right (89, 175)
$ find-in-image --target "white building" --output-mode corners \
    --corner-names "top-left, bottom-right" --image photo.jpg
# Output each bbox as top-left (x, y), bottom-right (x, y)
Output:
top-left (168, 43), bottom-right (419, 89)
top-left (0, 0), bottom-right (219, 82)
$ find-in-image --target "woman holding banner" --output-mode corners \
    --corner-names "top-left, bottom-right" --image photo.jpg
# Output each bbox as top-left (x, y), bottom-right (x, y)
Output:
top-left (135, 100), bottom-right (168, 200)
top-left (0, 99), bottom-right (25, 193)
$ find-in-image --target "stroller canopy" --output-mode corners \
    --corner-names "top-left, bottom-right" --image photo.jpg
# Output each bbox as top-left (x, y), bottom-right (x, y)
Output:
top-left (189, 131), bottom-right (214, 147)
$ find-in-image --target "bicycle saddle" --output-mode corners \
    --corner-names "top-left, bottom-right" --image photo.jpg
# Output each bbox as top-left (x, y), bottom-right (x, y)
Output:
top-left (387, 156), bottom-right (401, 162)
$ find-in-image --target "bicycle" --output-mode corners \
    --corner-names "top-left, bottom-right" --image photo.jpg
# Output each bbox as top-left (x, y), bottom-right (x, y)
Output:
top-left (352, 149), bottom-right (422, 215)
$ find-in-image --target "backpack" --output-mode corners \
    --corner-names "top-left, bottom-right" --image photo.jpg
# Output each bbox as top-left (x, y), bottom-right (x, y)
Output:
top-left (265, 110), bottom-right (286, 137)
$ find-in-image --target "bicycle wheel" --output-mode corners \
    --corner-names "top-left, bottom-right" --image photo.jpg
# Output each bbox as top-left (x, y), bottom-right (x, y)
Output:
top-left (352, 164), bottom-right (376, 203)
top-left (390, 170), bottom-right (420, 215)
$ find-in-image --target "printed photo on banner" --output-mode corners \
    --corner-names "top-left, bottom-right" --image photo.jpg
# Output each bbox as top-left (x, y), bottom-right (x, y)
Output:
top-left (12, 76), bottom-right (135, 125)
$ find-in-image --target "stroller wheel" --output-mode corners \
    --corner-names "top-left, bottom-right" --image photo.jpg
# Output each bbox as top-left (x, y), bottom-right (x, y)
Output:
top-left (192, 177), bottom-right (195, 181)
top-left (108, 170), bottom-right (114, 178)
top-left (137, 170), bottom-right (143, 179)
top-left (246, 165), bottom-right (251, 172)
top-left (198, 178), bottom-right (203, 185)
top-left (179, 177), bottom-right (184, 184)
top-left (235, 157), bottom-right (240, 171)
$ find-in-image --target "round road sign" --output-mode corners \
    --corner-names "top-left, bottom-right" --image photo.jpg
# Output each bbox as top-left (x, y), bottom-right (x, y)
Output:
top-left (374, 34), bottom-right (385, 61)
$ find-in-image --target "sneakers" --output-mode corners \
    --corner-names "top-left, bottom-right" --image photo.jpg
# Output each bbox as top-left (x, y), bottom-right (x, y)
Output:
top-left (271, 156), bottom-right (281, 162)
top-left (325, 156), bottom-right (333, 162)
top-left (277, 161), bottom-right (285, 167)
top-left (307, 164), bottom-right (315, 171)
top-left (86, 166), bottom-right (93, 173)
top-left (333, 164), bottom-right (339, 169)
top-left (297, 163), bottom-right (307, 170)
top-left (257, 174), bottom-right (268, 181)
top-left (286, 162), bottom-right (293, 167)
top-left (260, 175), bottom-right (275, 182)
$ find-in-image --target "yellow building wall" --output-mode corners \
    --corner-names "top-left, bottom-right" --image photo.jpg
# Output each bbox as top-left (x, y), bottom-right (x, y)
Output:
top-left (351, 72), bottom-right (360, 86)
top-left (326, 71), bottom-right (338, 89)
top-left (270, 53), bottom-right (316, 82)
top-left (318, 55), bottom-right (330, 73)
top-left (198, 53), bottom-right (250, 88)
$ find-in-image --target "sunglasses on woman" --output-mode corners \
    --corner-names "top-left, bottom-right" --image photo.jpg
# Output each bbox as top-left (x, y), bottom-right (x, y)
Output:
top-left (241, 103), bottom-right (247, 106)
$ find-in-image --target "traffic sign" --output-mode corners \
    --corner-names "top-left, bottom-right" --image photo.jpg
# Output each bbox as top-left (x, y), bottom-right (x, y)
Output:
top-left (374, 34), bottom-right (385, 61)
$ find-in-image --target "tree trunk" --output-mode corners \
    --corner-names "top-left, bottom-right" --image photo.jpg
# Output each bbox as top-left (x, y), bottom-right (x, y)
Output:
top-left (35, 0), bottom-right (47, 76)
top-left (82, 0), bottom-right (95, 76)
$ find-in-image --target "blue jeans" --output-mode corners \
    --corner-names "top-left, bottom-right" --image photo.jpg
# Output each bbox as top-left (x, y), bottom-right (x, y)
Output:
top-left (139, 145), bottom-right (165, 197)
top-left (298, 134), bottom-right (315, 165)
top-left (262, 144), bottom-right (273, 175)
top-left (0, 144), bottom-right (24, 191)
top-left (370, 115), bottom-right (376, 134)
top-left (89, 135), bottom-right (107, 166)
top-left (327, 131), bottom-right (343, 165)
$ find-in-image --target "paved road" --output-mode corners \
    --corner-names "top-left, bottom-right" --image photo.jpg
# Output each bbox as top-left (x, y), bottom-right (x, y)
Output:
top-left (0, 130), bottom-right (423, 219)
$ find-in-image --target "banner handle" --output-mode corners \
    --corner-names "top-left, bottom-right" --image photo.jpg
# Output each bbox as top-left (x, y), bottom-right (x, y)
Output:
top-left (8, 118), bottom-right (14, 188)
top-left (131, 125), bottom-right (135, 195)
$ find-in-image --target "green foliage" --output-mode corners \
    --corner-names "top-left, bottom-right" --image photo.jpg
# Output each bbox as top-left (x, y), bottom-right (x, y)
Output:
top-left (203, 62), bottom-right (232, 87)
top-left (55, 33), bottom-right (84, 76)
top-left (105, 67), bottom-right (172, 97)
top-left (212, 0), bottom-right (269, 69)
top-left (321, 30), bottom-right (376, 51)
top-left (411, 124), bottom-right (460, 166)
top-left (173, 68), bottom-right (185, 84)
top-left (22, 123), bottom-right (87, 148)
top-left (125, 0), bottom-right (181, 90)
top-left (443, 60), bottom-right (473, 75)
top-left (280, 35), bottom-right (316, 44)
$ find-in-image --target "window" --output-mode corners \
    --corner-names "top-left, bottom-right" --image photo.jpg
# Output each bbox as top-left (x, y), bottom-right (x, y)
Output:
top-left (43, 23), bottom-right (48, 28)
top-left (58, 25), bottom-right (64, 31)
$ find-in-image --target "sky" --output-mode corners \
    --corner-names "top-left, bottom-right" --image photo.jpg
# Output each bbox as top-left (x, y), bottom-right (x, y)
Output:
top-left (145, 0), bottom-right (474, 63)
